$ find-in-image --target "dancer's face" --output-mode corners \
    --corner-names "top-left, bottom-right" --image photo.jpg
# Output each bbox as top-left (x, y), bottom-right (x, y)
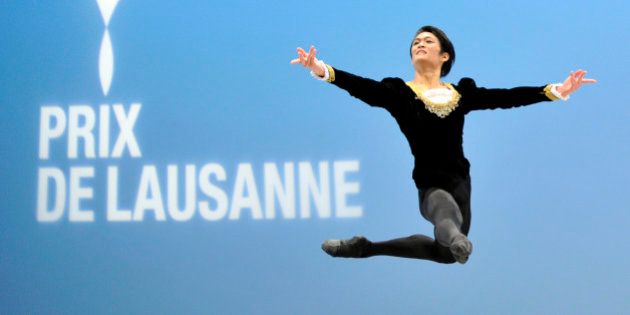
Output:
top-left (411, 32), bottom-right (449, 69)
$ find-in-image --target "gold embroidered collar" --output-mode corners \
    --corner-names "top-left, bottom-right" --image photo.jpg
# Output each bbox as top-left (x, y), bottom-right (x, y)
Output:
top-left (406, 82), bottom-right (461, 118)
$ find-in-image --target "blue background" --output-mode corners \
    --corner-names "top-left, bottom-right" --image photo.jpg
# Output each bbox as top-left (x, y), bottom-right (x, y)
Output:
top-left (1, 0), bottom-right (629, 314)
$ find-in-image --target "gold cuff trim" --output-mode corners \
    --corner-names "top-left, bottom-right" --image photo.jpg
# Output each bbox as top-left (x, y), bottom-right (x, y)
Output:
top-left (326, 64), bottom-right (335, 83)
top-left (544, 84), bottom-right (560, 101)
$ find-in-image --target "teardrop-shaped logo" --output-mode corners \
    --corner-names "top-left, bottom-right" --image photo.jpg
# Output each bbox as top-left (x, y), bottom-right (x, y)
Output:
top-left (97, 0), bottom-right (120, 96)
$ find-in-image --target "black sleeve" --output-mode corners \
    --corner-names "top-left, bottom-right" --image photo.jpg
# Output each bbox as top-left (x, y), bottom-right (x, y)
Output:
top-left (329, 67), bottom-right (406, 113)
top-left (457, 77), bottom-right (556, 112)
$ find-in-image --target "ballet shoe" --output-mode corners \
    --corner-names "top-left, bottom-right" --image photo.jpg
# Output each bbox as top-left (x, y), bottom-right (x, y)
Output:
top-left (321, 236), bottom-right (368, 258)
top-left (450, 235), bottom-right (473, 264)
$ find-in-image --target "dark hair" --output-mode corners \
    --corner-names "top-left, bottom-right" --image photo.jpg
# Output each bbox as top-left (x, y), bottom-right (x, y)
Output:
top-left (409, 25), bottom-right (455, 77)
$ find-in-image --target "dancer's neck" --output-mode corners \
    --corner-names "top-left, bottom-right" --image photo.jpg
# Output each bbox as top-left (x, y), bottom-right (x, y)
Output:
top-left (412, 68), bottom-right (444, 90)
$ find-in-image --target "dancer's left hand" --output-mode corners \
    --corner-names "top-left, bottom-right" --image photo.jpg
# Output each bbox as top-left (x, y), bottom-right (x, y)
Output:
top-left (556, 69), bottom-right (597, 97)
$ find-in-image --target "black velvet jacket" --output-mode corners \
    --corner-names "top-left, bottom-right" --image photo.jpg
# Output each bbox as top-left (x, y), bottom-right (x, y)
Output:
top-left (330, 67), bottom-right (556, 191)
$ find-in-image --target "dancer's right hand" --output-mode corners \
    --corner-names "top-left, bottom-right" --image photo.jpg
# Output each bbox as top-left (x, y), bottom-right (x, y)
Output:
top-left (290, 46), bottom-right (326, 77)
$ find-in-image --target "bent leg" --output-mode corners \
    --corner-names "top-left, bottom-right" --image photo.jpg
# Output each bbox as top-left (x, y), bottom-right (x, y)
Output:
top-left (421, 188), bottom-right (473, 263)
top-left (422, 188), bottom-right (464, 246)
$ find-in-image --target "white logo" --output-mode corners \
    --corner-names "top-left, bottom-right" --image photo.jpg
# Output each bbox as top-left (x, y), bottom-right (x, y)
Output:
top-left (34, 2), bottom-right (364, 223)
top-left (97, 0), bottom-right (120, 96)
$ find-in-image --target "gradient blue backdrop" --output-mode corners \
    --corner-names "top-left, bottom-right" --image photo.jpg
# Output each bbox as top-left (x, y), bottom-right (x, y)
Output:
top-left (1, 0), bottom-right (629, 314)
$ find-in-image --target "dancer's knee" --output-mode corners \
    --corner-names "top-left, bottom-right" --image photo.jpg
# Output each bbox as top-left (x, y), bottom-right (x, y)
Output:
top-left (427, 189), bottom-right (455, 205)
top-left (426, 190), bottom-right (462, 224)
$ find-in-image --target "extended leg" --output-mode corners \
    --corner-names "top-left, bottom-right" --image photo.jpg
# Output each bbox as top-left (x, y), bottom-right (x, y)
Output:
top-left (321, 234), bottom-right (457, 264)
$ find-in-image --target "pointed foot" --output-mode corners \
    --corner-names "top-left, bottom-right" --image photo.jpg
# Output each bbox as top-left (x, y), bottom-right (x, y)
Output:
top-left (450, 235), bottom-right (473, 264)
top-left (321, 236), bottom-right (369, 258)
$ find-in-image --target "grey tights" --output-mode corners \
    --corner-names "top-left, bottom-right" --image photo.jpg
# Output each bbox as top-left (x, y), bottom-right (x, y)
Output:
top-left (362, 188), bottom-right (469, 264)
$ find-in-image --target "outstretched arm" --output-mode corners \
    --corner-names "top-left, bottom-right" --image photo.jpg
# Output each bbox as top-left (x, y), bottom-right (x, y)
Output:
top-left (290, 45), bottom-right (405, 110)
top-left (463, 69), bottom-right (597, 111)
